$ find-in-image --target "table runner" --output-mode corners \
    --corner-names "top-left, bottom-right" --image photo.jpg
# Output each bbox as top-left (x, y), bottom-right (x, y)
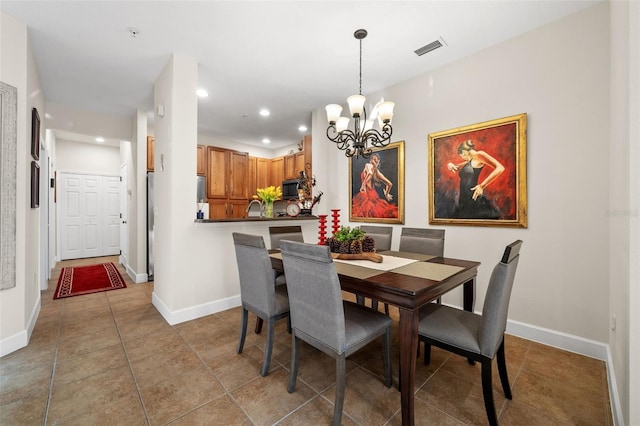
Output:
top-left (390, 262), bottom-right (464, 281)
top-left (270, 252), bottom-right (417, 279)
top-left (377, 251), bottom-right (435, 261)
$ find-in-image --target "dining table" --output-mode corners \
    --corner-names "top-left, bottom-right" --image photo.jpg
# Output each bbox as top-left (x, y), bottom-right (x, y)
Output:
top-left (269, 249), bottom-right (480, 426)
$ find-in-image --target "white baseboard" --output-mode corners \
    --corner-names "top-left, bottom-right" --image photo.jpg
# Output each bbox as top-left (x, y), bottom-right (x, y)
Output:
top-left (125, 263), bottom-right (148, 284)
top-left (152, 292), bottom-right (241, 325)
top-left (506, 318), bottom-right (608, 360)
top-left (0, 297), bottom-right (40, 357)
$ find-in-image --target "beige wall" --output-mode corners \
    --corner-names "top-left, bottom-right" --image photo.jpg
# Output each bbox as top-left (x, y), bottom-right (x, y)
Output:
top-left (55, 139), bottom-right (120, 174)
top-left (0, 11), bottom-right (43, 355)
top-left (320, 3), bottom-right (610, 341)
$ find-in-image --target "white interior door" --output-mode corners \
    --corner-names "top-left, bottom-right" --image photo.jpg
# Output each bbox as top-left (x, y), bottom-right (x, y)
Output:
top-left (119, 164), bottom-right (128, 266)
top-left (103, 176), bottom-right (121, 255)
top-left (59, 172), bottom-right (119, 260)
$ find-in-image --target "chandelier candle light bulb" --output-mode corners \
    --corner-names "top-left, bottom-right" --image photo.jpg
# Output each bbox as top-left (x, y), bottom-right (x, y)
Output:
top-left (326, 28), bottom-right (395, 159)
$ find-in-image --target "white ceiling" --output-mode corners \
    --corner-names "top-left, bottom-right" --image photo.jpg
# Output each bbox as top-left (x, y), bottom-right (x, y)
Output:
top-left (2, 1), bottom-right (599, 150)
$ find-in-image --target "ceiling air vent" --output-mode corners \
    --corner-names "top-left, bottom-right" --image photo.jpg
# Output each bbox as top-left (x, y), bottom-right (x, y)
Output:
top-left (414, 38), bottom-right (446, 56)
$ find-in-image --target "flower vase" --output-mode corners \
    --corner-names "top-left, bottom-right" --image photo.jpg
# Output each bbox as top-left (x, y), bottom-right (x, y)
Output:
top-left (264, 201), bottom-right (274, 218)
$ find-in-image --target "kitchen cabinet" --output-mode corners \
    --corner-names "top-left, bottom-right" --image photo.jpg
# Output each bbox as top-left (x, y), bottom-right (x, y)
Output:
top-left (197, 145), bottom-right (206, 176)
top-left (207, 199), bottom-right (247, 219)
top-left (248, 156), bottom-right (269, 196)
top-left (147, 136), bottom-right (154, 171)
top-left (284, 151), bottom-right (306, 180)
top-left (269, 156), bottom-right (284, 188)
top-left (206, 146), bottom-right (249, 218)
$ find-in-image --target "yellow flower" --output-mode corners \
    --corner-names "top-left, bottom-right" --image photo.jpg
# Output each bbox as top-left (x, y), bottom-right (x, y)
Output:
top-left (256, 186), bottom-right (282, 203)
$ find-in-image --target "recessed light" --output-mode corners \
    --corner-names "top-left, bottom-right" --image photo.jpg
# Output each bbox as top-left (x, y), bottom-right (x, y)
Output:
top-left (196, 89), bottom-right (208, 98)
top-left (298, 125), bottom-right (308, 132)
top-left (259, 109), bottom-right (270, 117)
top-left (95, 137), bottom-right (105, 143)
top-left (262, 138), bottom-right (270, 144)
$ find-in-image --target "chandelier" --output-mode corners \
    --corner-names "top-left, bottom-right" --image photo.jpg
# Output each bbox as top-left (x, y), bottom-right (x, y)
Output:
top-left (325, 29), bottom-right (395, 159)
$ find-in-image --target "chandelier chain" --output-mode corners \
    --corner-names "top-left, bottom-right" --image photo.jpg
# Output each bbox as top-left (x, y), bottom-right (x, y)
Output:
top-left (359, 37), bottom-right (363, 95)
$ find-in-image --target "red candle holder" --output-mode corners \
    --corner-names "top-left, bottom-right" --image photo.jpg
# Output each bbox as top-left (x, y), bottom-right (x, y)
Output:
top-left (317, 214), bottom-right (328, 245)
top-left (331, 209), bottom-right (341, 236)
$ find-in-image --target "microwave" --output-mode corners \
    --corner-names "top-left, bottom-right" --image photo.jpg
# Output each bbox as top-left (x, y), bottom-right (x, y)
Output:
top-left (281, 179), bottom-right (299, 200)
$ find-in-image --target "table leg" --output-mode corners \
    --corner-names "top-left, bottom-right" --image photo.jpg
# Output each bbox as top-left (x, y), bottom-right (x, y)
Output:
top-left (463, 278), bottom-right (476, 312)
top-left (398, 307), bottom-right (419, 426)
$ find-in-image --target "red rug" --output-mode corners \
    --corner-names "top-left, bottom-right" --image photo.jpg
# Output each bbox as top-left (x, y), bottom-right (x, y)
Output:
top-left (54, 262), bottom-right (126, 299)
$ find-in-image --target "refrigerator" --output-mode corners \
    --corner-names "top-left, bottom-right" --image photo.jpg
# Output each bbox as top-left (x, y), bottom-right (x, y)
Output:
top-left (147, 173), bottom-right (206, 281)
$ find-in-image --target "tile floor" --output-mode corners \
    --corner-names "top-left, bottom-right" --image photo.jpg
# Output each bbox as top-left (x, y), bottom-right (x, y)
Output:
top-left (1, 256), bottom-right (613, 425)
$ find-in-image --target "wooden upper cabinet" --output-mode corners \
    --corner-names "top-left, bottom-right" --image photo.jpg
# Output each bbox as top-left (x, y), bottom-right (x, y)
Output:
top-left (284, 154), bottom-right (297, 180)
top-left (146, 136), bottom-right (154, 171)
top-left (295, 152), bottom-right (305, 177)
top-left (248, 156), bottom-right (257, 196)
top-left (197, 145), bottom-right (206, 176)
top-left (206, 146), bottom-right (228, 199)
top-left (256, 158), bottom-right (269, 189)
top-left (269, 156), bottom-right (284, 188)
top-left (229, 151), bottom-right (248, 200)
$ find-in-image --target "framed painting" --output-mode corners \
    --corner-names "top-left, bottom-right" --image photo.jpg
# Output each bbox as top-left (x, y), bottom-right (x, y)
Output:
top-left (1, 81), bottom-right (17, 290)
top-left (428, 113), bottom-right (527, 228)
top-left (31, 107), bottom-right (40, 160)
top-left (31, 161), bottom-right (40, 209)
top-left (349, 141), bottom-right (404, 224)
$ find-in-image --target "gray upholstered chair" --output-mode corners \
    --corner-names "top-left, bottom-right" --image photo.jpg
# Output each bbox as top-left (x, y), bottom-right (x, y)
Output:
top-left (359, 225), bottom-right (393, 251)
top-left (232, 232), bottom-right (290, 377)
top-left (399, 227), bottom-right (445, 256)
top-left (418, 240), bottom-right (523, 426)
top-left (268, 225), bottom-right (304, 249)
top-left (399, 227), bottom-right (445, 305)
top-left (358, 225), bottom-right (393, 313)
top-left (280, 240), bottom-right (392, 425)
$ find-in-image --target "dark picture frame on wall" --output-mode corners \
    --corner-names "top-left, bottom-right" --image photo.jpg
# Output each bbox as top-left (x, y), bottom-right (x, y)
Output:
top-left (31, 161), bottom-right (40, 209)
top-left (428, 113), bottom-right (527, 228)
top-left (349, 140), bottom-right (405, 224)
top-left (31, 107), bottom-right (40, 160)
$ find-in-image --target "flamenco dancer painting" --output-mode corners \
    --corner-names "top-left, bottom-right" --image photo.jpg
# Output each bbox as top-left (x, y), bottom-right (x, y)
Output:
top-left (351, 153), bottom-right (401, 223)
top-left (429, 113), bottom-right (527, 228)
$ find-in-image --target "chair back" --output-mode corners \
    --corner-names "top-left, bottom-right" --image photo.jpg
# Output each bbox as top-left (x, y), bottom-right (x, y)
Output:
top-left (280, 240), bottom-right (347, 354)
top-left (479, 240), bottom-right (523, 358)
top-left (232, 233), bottom-right (279, 316)
top-left (359, 225), bottom-right (393, 251)
top-left (399, 227), bottom-right (445, 256)
top-left (269, 225), bottom-right (304, 249)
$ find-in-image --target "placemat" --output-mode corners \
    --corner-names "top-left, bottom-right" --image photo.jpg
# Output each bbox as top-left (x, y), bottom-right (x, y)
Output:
top-left (390, 262), bottom-right (464, 281)
top-left (377, 251), bottom-right (435, 261)
top-left (332, 254), bottom-right (417, 271)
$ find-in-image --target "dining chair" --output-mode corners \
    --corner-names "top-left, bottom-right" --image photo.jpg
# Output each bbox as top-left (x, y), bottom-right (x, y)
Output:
top-left (358, 225), bottom-right (393, 314)
top-left (418, 240), bottom-right (523, 426)
top-left (280, 240), bottom-right (392, 425)
top-left (268, 225), bottom-right (304, 249)
top-left (399, 227), bottom-right (446, 305)
top-left (232, 232), bottom-right (290, 377)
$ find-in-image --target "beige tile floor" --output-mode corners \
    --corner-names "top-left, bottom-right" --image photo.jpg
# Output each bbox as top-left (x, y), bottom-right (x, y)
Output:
top-left (1, 256), bottom-right (613, 425)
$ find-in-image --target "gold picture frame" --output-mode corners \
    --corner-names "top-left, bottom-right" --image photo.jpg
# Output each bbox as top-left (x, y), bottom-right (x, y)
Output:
top-left (428, 114), bottom-right (527, 228)
top-left (349, 141), bottom-right (405, 224)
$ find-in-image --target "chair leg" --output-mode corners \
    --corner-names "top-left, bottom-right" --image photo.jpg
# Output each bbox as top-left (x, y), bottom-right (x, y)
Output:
top-left (255, 317), bottom-right (264, 334)
top-left (333, 355), bottom-right (346, 426)
top-left (261, 317), bottom-right (276, 376)
top-left (384, 303), bottom-right (390, 315)
top-left (356, 295), bottom-right (365, 305)
top-left (423, 341), bottom-right (432, 365)
top-left (481, 358), bottom-right (498, 426)
top-left (371, 299), bottom-right (379, 311)
top-left (287, 335), bottom-right (300, 393)
top-left (496, 339), bottom-right (512, 399)
top-left (383, 328), bottom-right (392, 387)
top-left (237, 308), bottom-right (248, 354)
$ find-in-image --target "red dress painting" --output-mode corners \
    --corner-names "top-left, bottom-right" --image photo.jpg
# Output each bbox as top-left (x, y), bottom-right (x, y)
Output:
top-left (351, 154), bottom-right (398, 218)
